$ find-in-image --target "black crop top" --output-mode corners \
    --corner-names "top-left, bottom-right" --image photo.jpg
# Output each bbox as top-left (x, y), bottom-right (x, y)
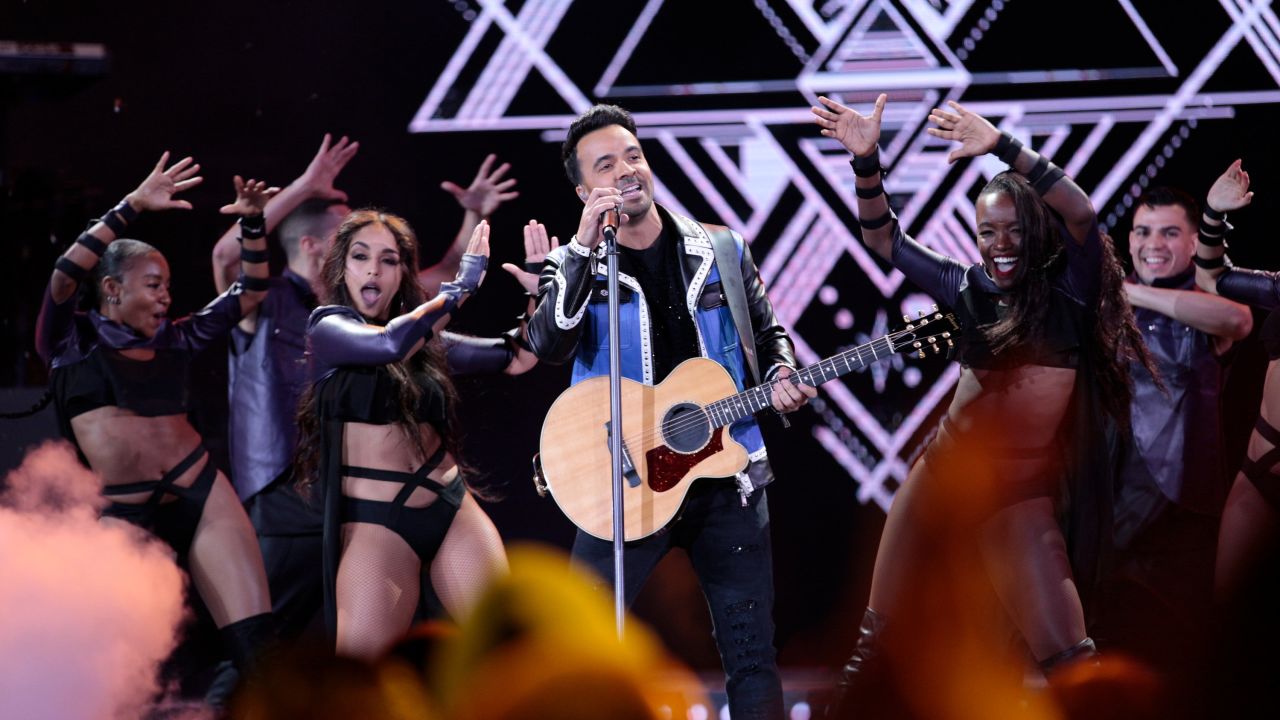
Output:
top-left (314, 364), bottom-right (449, 437)
top-left (953, 278), bottom-right (1085, 370)
top-left (55, 347), bottom-right (191, 418)
top-left (887, 214), bottom-right (1099, 370)
top-left (36, 283), bottom-right (246, 421)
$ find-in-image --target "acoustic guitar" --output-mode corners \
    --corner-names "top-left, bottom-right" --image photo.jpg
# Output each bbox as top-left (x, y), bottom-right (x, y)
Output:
top-left (537, 309), bottom-right (959, 541)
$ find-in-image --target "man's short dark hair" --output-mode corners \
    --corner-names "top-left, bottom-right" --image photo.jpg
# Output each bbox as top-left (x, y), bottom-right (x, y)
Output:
top-left (561, 104), bottom-right (638, 185)
top-left (278, 198), bottom-right (345, 260)
top-left (1135, 186), bottom-right (1200, 228)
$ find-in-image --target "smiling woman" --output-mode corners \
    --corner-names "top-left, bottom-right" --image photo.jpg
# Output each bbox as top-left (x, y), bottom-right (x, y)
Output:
top-left (811, 93), bottom-right (1157, 716)
top-left (33, 154), bottom-right (280, 706)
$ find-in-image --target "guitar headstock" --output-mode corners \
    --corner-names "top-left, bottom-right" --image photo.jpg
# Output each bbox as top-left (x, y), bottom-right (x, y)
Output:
top-left (890, 305), bottom-right (960, 359)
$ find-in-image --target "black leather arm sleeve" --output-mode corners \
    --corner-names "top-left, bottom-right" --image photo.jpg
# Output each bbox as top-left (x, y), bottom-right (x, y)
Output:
top-left (526, 240), bottom-right (597, 365)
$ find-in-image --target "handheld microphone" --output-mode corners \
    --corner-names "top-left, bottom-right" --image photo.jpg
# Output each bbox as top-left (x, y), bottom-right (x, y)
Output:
top-left (602, 206), bottom-right (620, 232)
top-left (601, 205), bottom-right (621, 243)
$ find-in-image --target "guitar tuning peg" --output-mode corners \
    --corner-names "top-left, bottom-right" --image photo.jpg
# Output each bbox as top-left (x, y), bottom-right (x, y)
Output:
top-left (903, 314), bottom-right (911, 323)
top-left (917, 349), bottom-right (925, 359)
top-left (932, 344), bottom-right (940, 354)
top-left (942, 332), bottom-right (951, 339)
top-left (946, 338), bottom-right (955, 347)
top-left (917, 309), bottom-right (925, 318)
top-left (913, 341), bottom-right (921, 348)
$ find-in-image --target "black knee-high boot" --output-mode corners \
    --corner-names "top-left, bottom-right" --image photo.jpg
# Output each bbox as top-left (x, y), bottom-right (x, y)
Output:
top-left (1038, 636), bottom-right (1099, 677)
top-left (825, 607), bottom-right (888, 719)
top-left (206, 613), bottom-right (276, 708)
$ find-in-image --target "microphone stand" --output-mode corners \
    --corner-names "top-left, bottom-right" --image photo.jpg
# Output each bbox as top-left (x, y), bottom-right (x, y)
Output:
top-left (602, 213), bottom-right (626, 640)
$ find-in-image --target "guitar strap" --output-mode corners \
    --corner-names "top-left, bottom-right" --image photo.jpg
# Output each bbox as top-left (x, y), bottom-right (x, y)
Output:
top-left (706, 226), bottom-right (762, 387)
top-left (706, 225), bottom-right (781, 493)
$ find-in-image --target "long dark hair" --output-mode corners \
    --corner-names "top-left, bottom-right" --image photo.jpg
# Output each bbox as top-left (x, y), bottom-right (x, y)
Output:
top-left (293, 209), bottom-right (465, 490)
top-left (978, 172), bottom-right (1063, 356)
top-left (1095, 230), bottom-right (1163, 427)
top-left (978, 172), bottom-right (1157, 426)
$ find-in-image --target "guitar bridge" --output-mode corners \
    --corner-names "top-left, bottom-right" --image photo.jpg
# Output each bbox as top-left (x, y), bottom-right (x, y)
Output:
top-left (604, 420), bottom-right (642, 488)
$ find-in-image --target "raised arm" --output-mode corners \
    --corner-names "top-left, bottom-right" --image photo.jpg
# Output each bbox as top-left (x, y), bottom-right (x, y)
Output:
top-left (419, 153), bottom-right (519, 294)
top-left (37, 152), bottom-right (202, 362)
top-left (502, 217), bottom-right (561, 295)
top-left (309, 222), bottom-right (489, 373)
top-left (812, 94), bottom-right (893, 261)
top-left (811, 95), bottom-right (966, 307)
top-left (1122, 166), bottom-right (1255, 349)
top-left (218, 176), bottom-right (279, 315)
top-left (489, 217), bottom-right (561, 372)
top-left (926, 100), bottom-right (1096, 245)
top-left (211, 133), bottom-right (358, 293)
top-left (436, 217), bottom-right (550, 378)
top-left (1193, 160), bottom-right (1274, 306)
top-left (162, 176), bottom-right (285, 356)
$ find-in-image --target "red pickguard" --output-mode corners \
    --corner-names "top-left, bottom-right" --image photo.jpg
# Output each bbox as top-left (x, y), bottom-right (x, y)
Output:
top-left (644, 427), bottom-right (725, 492)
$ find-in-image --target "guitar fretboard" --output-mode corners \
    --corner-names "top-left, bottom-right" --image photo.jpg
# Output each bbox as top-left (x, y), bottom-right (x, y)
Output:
top-left (705, 334), bottom-right (900, 429)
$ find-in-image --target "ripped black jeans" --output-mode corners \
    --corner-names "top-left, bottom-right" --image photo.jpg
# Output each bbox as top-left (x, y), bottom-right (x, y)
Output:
top-left (571, 480), bottom-right (784, 720)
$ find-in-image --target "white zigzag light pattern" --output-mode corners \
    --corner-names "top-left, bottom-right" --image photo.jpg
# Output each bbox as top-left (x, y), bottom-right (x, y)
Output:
top-left (413, 0), bottom-right (1280, 511)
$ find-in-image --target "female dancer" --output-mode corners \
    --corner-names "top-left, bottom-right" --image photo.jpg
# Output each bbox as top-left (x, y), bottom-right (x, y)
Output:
top-left (811, 95), bottom-right (1152, 707)
top-left (294, 210), bottom-right (507, 659)
top-left (1190, 160), bottom-right (1272, 603)
top-left (34, 153), bottom-right (276, 675)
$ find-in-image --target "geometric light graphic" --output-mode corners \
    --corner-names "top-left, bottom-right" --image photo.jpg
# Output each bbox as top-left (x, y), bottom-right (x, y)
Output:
top-left (412, 0), bottom-right (1280, 511)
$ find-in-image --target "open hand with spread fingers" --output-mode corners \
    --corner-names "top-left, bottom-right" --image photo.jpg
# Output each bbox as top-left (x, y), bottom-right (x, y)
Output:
top-left (811, 94), bottom-right (887, 157)
top-left (442, 153), bottom-right (520, 218)
top-left (1207, 159), bottom-right (1253, 214)
top-left (926, 100), bottom-right (1000, 164)
top-left (298, 133), bottom-right (359, 202)
top-left (219, 176), bottom-right (282, 217)
top-left (125, 152), bottom-right (204, 212)
top-left (503, 219), bottom-right (560, 295)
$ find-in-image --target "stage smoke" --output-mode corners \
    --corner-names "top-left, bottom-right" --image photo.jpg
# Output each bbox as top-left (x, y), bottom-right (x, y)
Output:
top-left (0, 441), bottom-right (189, 720)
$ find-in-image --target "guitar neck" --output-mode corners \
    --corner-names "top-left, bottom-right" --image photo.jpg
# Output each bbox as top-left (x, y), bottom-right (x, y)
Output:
top-left (705, 334), bottom-right (898, 428)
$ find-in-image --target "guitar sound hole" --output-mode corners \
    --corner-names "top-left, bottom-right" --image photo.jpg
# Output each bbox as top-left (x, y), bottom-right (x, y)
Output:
top-left (662, 402), bottom-right (711, 454)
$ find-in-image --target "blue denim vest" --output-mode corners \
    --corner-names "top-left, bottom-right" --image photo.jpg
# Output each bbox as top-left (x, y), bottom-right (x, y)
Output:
top-left (566, 221), bottom-right (770, 475)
